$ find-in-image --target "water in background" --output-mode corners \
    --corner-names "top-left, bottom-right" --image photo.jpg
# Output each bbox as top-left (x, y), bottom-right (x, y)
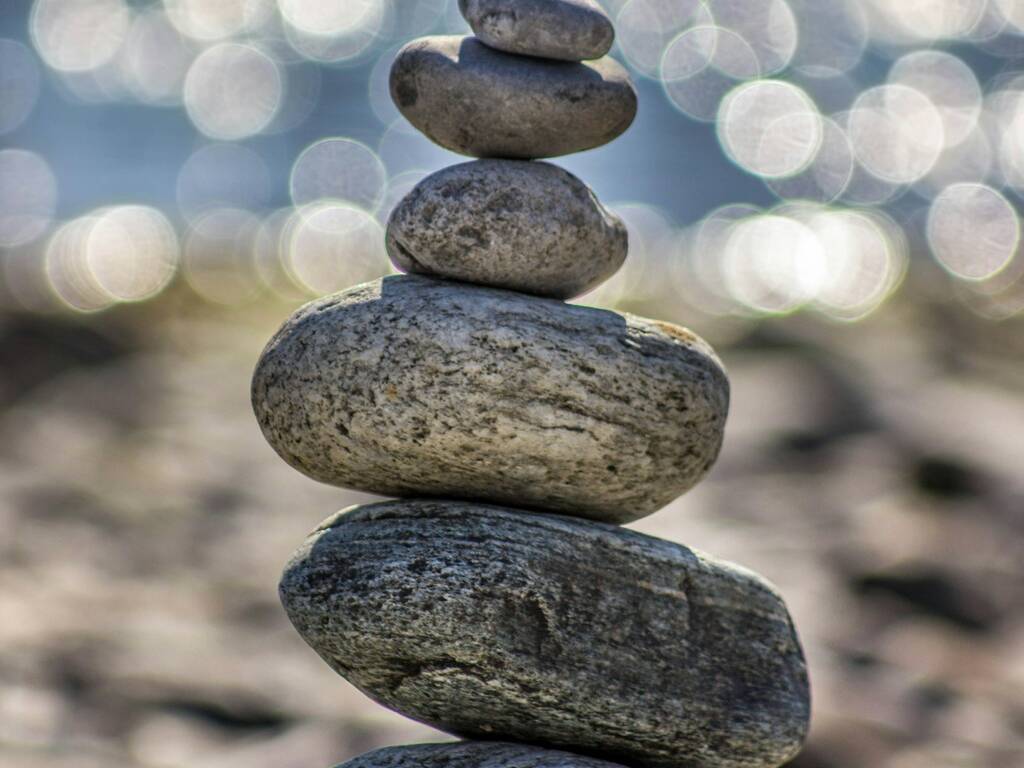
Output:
top-left (1, 0), bottom-right (1024, 319)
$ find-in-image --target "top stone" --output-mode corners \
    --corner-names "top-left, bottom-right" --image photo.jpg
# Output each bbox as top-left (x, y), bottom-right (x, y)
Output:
top-left (459, 0), bottom-right (615, 61)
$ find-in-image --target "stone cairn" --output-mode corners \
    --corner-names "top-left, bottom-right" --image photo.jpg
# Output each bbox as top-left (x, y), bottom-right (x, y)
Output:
top-left (252, 3), bottom-right (811, 768)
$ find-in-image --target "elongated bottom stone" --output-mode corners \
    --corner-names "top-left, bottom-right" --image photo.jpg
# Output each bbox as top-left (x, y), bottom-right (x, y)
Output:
top-left (281, 500), bottom-right (811, 768)
top-left (334, 742), bottom-right (628, 768)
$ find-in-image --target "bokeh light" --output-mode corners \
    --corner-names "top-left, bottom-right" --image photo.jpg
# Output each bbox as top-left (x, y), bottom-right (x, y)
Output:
top-left (705, 0), bottom-right (799, 75)
top-left (927, 183), bottom-right (1020, 281)
top-left (253, 207), bottom-right (311, 300)
top-left (864, 0), bottom-right (988, 45)
top-left (847, 84), bottom-right (946, 184)
top-left (766, 117), bottom-right (854, 202)
top-left (278, 0), bottom-right (382, 37)
top-left (661, 26), bottom-right (761, 122)
top-left (285, 203), bottom-right (388, 295)
top-left (182, 208), bottom-right (265, 305)
top-left (916, 125), bottom-right (994, 199)
top-left (279, 0), bottom-right (385, 63)
top-left (0, 39), bottom-right (42, 134)
top-left (617, 0), bottom-right (708, 78)
top-left (805, 208), bottom-right (906, 320)
top-left (718, 79), bottom-right (822, 178)
top-left (290, 138), bottom-right (387, 212)
top-left (183, 43), bottom-right (282, 140)
top-left (0, 149), bottom-right (58, 248)
top-left (2, 0), bottom-right (1022, 324)
top-left (165, 0), bottom-right (274, 42)
top-left (30, 0), bottom-right (130, 74)
top-left (85, 206), bottom-right (179, 302)
top-left (786, 0), bottom-right (868, 78)
top-left (888, 51), bottom-right (982, 148)
top-left (44, 213), bottom-right (117, 313)
top-left (681, 202), bottom-right (762, 315)
top-left (119, 9), bottom-right (193, 107)
top-left (722, 213), bottom-right (826, 315)
top-left (995, 0), bottom-right (1024, 34)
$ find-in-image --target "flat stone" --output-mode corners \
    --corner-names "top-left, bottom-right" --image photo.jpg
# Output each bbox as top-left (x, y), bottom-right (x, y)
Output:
top-left (389, 36), bottom-right (637, 159)
top-left (386, 160), bottom-right (627, 299)
top-left (282, 500), bottom-right (811, 768)
top-left (251, 275), bottom-right (728, 523)
top-left (459, 0), bottom-right (614, 61)
top-left (335, 741), bottom-right (629, 768)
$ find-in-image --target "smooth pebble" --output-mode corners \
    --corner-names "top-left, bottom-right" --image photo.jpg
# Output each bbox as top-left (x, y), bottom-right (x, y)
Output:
top-left (387, 159), bottom-right (627, 299)
top-left (390, 36), bottom-right (637, 159)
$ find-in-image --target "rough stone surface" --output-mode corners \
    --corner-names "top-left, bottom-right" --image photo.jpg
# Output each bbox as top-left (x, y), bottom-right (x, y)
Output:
top-left (458, 0), bottom-right (614, 61)
top-left (251, 275), bottom-right (729, 523)
top-left (389, 36), bottom-right (637, 159)
top-left (386, 160), bottom-right (627, 299)
top-left (282, 500), bottom-right (811, 768)
top-left (335, 741), bottom-right (628, 768)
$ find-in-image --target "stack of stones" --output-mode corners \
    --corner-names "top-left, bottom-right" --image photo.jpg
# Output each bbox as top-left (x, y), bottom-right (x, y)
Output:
top-left (252, 3), bottom-right (811, 768)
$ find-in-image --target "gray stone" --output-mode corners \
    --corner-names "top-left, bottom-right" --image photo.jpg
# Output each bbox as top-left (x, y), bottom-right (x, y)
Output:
top-left (282, 500), bottom-right (811, 768)
top-left (389, 36), bottom-right (637, 159)
top-left (335, 742), bottom-right (629, 768)
top-left (251, 275), bottom-right (728, 523)
top-left (459, 0), bottom-right (614, 61)
top-left (386, 160), bottom-right (627, 299)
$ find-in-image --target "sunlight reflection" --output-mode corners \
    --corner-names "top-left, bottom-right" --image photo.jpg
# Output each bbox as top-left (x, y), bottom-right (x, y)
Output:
top-left (285, 203), bottom-right (388, 295)
top-left (290, 138), bottom-right (388, 213)
top-left (928, 183), bottom-right (1020, 281)
top-left (0, 149), bottom-right (57, 248)
top-left (0, 40), bottom-right (42, 134)
top-left (183, 43), bottom-right (283, 140)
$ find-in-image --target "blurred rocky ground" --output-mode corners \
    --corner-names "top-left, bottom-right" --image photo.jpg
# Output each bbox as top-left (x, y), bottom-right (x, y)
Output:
top-left (1, 286), bottom-right (1023, 768)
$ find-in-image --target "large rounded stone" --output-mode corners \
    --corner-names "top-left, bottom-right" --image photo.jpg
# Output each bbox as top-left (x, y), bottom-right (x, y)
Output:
top-left (335, 742), bottom-right (628, 768)
top-left (389, 36), bottom-right (637, 159)
top-left (251, 275), bottom-right (728, 523)
top-left (386, 160), bottom-right (627, 299)
top-left (282, 500), bottom-right (811, 768)
top-left (459, 0), bottom-right (614, 61)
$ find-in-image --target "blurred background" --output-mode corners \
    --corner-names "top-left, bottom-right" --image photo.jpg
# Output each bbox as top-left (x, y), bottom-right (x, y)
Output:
top-left (2, 0), bottom-right (1024, 766)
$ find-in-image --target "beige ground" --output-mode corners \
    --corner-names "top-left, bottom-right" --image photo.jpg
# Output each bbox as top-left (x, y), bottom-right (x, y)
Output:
top-left (2, 293), bottom-right (1024, 768)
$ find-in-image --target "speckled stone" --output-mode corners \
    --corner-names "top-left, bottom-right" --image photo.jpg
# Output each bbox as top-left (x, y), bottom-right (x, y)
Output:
top-left (282, 500), bottom-right (811, 768)
top-left (386, 160), bottom-right (627, 299)
top-left (459, 0), bottom-right (614, 61)
top-left (251, 275), bottom-right (728, 523)
top-left (389, 36), bottom-right (637, 159)
top-left (334, 742), bottom-right (628, 768)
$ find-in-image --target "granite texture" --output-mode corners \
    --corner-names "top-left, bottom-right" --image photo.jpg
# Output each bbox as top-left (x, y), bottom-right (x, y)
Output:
top-left (334, 741), bottom-right (628, 768)
top-left (389, 36), bottom-right (637, 159)
top-left (251, 275), bottom-right (729, 523)
top-left (386, 160), bottom-right (627, 299)
top-left (458, 0), bottom-right (614, 61)
top-left (282, 500), bottom-right (811, 768)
